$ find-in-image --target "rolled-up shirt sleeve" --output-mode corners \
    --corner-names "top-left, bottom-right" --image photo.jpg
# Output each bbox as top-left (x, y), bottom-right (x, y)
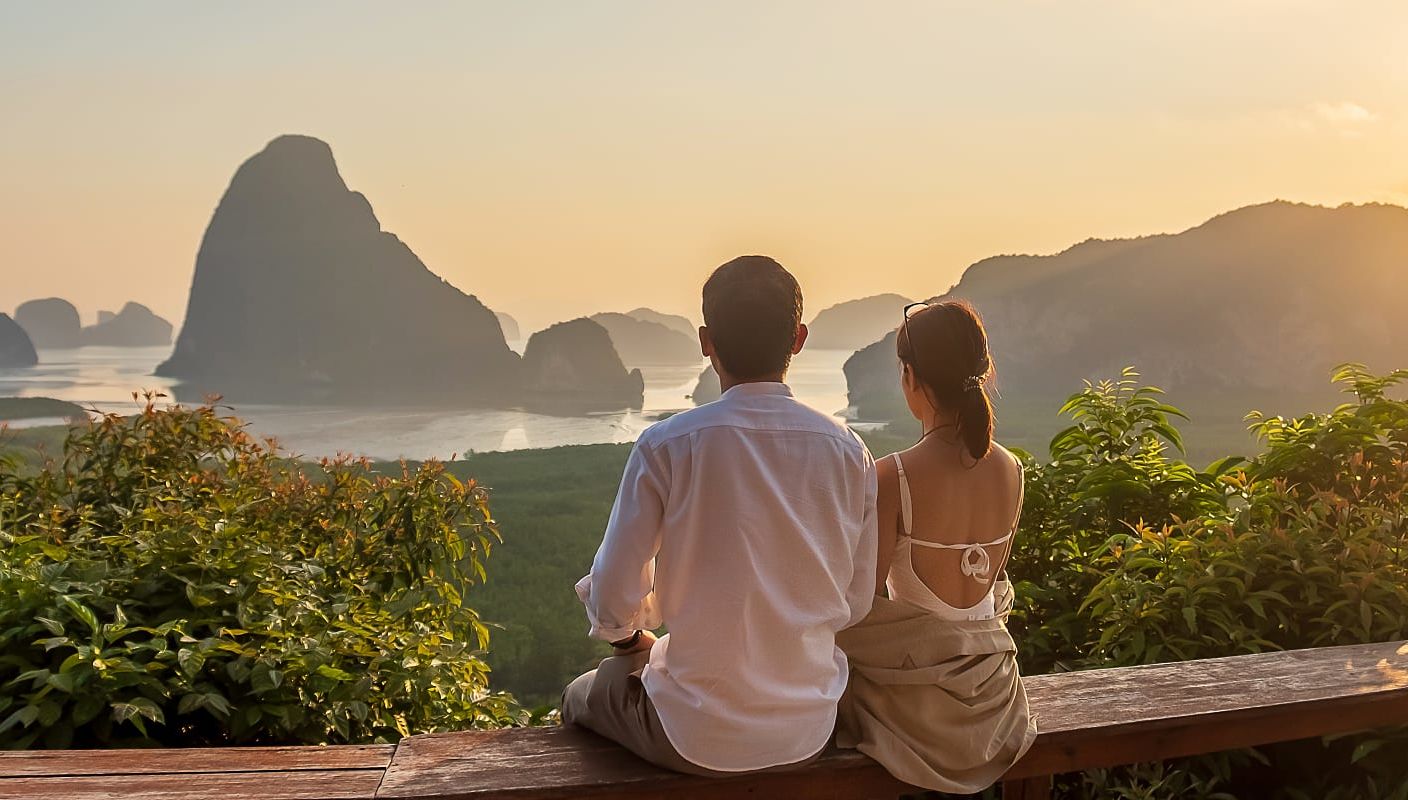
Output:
top-left (575, 439), bottom-right (667, 642)
top-left (843, 448), bottom-right (879, 628)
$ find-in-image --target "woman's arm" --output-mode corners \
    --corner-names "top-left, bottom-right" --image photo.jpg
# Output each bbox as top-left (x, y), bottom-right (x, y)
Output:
top-left (873, 453), bottom-right (900, 593)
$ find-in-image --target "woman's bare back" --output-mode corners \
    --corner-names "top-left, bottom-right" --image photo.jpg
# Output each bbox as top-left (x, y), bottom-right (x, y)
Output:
top-left (875, 436), bottom-right (1024, 611)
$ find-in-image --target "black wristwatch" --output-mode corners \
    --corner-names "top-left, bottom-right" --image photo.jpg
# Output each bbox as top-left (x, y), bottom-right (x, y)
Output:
top-left (611, 630), bottom-right (643, 649)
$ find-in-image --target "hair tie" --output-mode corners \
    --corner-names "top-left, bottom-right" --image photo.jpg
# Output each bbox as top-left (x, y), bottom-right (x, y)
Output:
top-left (963, 375), bottom-right (986, 392)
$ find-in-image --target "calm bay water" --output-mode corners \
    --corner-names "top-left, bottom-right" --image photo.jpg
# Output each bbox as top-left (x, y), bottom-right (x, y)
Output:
top-left (0, 345), bottom-right (858, 460)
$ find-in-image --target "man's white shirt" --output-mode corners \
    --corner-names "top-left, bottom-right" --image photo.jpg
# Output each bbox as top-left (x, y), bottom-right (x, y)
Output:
top-left (575, 381), bottom-right (878, 771)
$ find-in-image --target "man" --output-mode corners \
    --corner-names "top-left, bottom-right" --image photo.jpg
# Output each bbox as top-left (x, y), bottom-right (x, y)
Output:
top-left (562, 255), bottom-right (878, 775)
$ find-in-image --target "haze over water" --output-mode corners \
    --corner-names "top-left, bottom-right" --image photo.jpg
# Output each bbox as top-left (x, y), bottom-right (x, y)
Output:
top-left (0, 345), bottom-right (856, 460)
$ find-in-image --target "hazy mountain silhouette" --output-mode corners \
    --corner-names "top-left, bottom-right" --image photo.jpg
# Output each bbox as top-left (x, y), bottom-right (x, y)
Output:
top-left (589, 312), bottom-right (701, 366)
top-left (82, 302), bottom-right (172, 347)
top-left (691, 365), bottom-right (721, 405)
top-left (157, 135), bottom-right (521, 405)
top-left (805, 293), bottom-right (912, 350)
top-left (846, 201), bottom-right (1408, 421)
top-left (625, 308), bottom-right (696, 338)
top-left (522, 319), bottom-right (644, 413)
top-left (14, 298), bottom-right (81, 349)
top-left (0, 314), bottom-right (38, 368)
top-left (97, 310), bottom-right (116, 325)
top-left (494, 312), bottom-right (521, 341)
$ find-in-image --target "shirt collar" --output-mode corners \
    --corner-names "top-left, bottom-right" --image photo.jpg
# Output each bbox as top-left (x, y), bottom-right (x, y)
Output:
top-left (720, 381), bottom-right (794, 400)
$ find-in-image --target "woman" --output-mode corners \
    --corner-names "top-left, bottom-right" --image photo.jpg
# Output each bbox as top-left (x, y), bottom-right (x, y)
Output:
top-left (836, 300), bottom-right (1036, 793)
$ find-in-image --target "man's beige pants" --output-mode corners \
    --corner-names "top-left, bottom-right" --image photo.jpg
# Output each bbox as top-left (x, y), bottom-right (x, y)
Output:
top-left (560, 648), bottom-right (823, 777)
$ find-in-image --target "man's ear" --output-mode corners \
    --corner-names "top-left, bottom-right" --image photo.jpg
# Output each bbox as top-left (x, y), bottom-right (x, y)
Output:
top-left (791, 323), bottom-right (808, 355)
top-left (699, 326), bottom-right (715, 358)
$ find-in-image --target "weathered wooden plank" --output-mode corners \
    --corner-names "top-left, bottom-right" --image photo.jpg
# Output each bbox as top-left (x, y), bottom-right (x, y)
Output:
top-left (1022, 640), bottom-right (1408, 735)
top-left (1002, 776), bottom-right (1053, 800)
top-left (2, 641), bottom-right (1403, 799)
top-left (1004, 639), bottom-right (1408, 779)
top-left (0, 744), bottom-right (395, 778)
top-left (374, 640), bottom-right (1408, 799)
top-left (375, 727), bottom-right (908, 799)
top-left (0, 768), bottom-right (386, 800)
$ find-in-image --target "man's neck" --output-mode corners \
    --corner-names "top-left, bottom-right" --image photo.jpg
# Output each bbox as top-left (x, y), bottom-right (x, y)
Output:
top-left (718, 372), bottom-right (788, 394)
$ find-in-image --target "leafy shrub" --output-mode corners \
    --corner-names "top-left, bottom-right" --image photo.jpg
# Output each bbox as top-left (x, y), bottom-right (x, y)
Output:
top-left (1011, 364), bottom-right (1408, 799)
top-left (1009, 368), bottom-right (1239, 673)
top-left (0, 396), bottom-right (523, 749)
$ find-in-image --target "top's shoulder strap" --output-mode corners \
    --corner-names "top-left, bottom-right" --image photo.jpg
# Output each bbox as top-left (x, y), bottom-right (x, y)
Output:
top-left (892, 453), bottom-right (913, 537)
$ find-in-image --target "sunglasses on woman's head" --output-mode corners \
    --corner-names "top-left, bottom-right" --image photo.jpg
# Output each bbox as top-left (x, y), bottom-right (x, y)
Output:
top-left (900, 301), bottom-right (933, 361)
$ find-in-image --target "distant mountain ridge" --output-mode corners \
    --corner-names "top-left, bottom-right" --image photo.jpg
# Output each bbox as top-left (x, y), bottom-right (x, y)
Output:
top-left (82, 302), bottom-right (172, 347)
top-left (805, 293), bottom-right (913, 350)
top-left (589, 312), bottom-right (701, 366)
top-left (846, 201), bottom-right (1408, 421)
top-left (625, 308), bottom-right (695, 338)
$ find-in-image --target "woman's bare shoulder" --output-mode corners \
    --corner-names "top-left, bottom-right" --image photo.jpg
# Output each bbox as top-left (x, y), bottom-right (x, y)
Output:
top-left (987, 442), bottom-right (1025, 484)
top-left (875, 450), bottom-right (898, 488)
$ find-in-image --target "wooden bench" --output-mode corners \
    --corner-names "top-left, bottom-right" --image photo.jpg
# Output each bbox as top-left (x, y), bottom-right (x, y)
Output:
top-left (4, 640), bottom-right (1407, 800)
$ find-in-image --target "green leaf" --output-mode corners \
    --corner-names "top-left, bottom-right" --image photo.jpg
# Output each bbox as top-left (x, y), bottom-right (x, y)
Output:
top-left (315, 665), bottom-right (355, 682)
top-left (1351, 739), bottom-right (1383, 764)
top-left (177, 648), bottom-right (205, 677)
top-left (60, 596), bottom-right (100, 634)
top-left (111, 697), bottom-right (164, 727)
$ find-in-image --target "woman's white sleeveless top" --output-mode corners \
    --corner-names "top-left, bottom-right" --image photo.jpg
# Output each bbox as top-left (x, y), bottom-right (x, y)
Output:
top-left (884, 452), bottom-right (1023, 622)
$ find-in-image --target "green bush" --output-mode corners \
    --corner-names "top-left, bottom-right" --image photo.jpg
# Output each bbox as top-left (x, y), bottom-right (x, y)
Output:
top-left (0, 397), bottom-right (523, 749)
top-left (1010, 364), bottom-right (1408, 799)
top-left (1009, 368), bottom-right (1239, 673)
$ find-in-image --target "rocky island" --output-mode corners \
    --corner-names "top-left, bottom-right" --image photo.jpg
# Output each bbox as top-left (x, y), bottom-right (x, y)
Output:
top-left (0, 314), bottom-right (38, 368)
top-left (522, 318), bottom-right (644, 412)
top-left (82, 302), bottom-right (173, 347)
top-left (13, 298), bottom-right (82, 349)
top-left (690, 365), bottom-right (721, 405)
top-left (157, 135), bottom-right (522, 405)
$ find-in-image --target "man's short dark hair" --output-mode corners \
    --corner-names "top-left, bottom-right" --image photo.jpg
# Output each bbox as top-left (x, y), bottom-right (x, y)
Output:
top-left (702, 255), bottom-right (803, 380)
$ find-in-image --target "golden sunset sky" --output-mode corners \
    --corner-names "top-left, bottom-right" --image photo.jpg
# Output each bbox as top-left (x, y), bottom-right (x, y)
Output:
top-left (3, 1), bottom-right (1407, 333)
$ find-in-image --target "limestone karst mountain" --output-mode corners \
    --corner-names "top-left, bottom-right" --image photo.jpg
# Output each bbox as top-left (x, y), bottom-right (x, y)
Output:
top-left (81, 302), bottom-right (173, 347)
top-left (0, 314), bottom-right (38, 368)
top-left (97, 310), bottom-right (116, 325)
top-left (625, 308), bottom-right (696, 339)
top-left (844, 201), bottom-right (1408, 423)
top-left (522, 318), bottom-right (644, 412)
top-left (805, 293), bottom-right (912, 351)
top-left (690, 365), bottom-right (721, 405)
top-left (14, 298), bottom-right (82, 349)
top-left (494, 312), bottom-right (521, 342)
top-left (589, 312), bottom-right (701, 367)
top-left (156, 135), bottom-right (521, 404)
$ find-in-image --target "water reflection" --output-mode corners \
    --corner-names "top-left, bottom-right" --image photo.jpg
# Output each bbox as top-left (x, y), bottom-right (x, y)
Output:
top-left (0, 347), bottom-right (855, 460)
